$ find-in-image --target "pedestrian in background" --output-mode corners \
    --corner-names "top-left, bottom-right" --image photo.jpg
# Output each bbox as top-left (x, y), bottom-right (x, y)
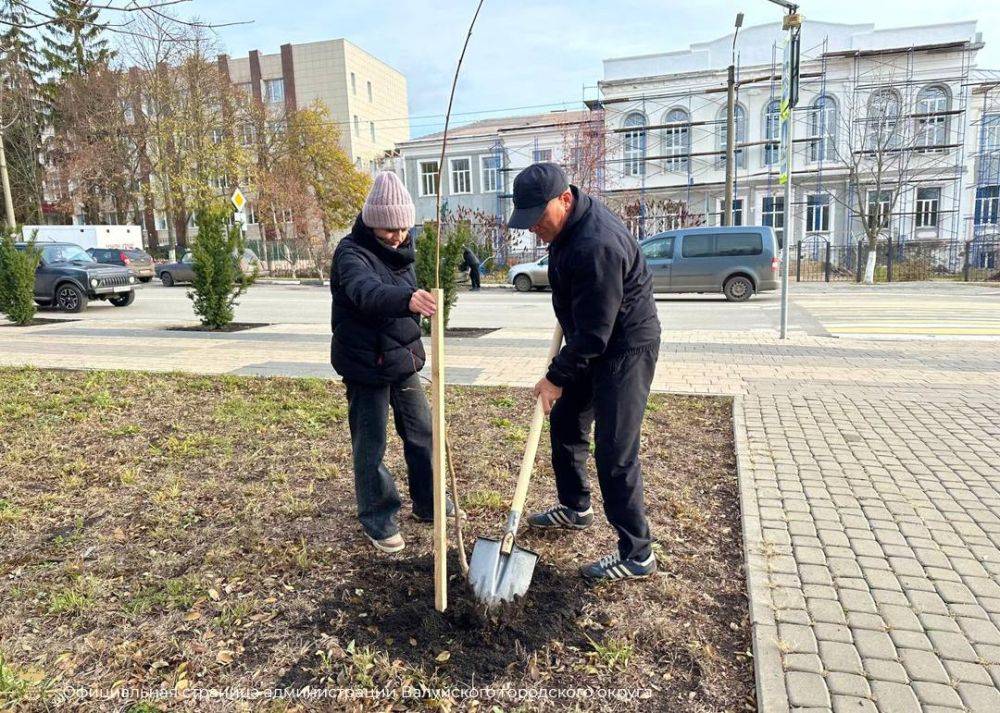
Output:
top-left (463, 245), bottom-right (481, 290)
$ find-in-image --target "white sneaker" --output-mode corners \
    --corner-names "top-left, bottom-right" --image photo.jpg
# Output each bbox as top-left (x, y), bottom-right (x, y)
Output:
top-left (367, 532), bottom-right (405, 554)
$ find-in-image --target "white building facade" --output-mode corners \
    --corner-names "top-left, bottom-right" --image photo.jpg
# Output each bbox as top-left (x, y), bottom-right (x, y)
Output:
top-left (387, 110), bottom-right (602, 259)
top-left (597, 20), bottom-right (988, 257)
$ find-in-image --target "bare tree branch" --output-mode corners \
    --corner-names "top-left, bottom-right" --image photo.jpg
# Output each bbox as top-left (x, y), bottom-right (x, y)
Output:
top-left (433, 0), bottom-right (486, 288)
top-left (2, 0), bottom-right (250, 33)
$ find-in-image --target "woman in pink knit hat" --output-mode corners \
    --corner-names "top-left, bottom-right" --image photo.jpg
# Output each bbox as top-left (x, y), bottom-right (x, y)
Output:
top-left (330, 171), bottom-right (462, 554)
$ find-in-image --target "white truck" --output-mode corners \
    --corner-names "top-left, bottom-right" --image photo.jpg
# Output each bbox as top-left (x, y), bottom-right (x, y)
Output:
top-left (21, 225), bottom-right (143, 251)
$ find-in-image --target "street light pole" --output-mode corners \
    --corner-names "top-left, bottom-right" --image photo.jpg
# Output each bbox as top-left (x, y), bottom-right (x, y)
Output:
top-left (780, 100), bottom-right (794, 338)
top-left (773, 0), bottom-right (801, 340)
top-left (724, 13), bottom-right (744, 227)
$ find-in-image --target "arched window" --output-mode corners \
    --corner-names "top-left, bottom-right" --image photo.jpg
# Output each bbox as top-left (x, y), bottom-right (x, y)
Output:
top-left (662, 108), bottom-right (689, 172)
top-left (718, 104), bottom-right (747, 169)
top-left (867, 88), bottom-right (902, 150)
top-left (622, 112), bottom-right (647, 177)
top-left (916, 85), bottom-right (950, 151)
top-left (809, 95), bottom-right (837, 162)
top-left (763, 100), bottom-right (780, 166)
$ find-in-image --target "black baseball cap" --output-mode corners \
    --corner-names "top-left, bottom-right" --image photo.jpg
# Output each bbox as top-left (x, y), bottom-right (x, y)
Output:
top-left (507, 162), bottom-right (570, 230)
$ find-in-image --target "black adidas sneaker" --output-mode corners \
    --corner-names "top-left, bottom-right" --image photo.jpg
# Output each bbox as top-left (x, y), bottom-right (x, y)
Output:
top-left (526, 504), bottom-right (594, 530)
top-left (580, 552), bottom-right (657, 580)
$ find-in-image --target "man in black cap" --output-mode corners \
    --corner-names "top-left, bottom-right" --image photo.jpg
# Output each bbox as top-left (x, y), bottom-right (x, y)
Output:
top-left (509, 162), bottom-right (662, 581)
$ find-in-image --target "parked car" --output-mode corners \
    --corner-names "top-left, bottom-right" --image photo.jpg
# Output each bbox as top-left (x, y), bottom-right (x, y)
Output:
top-left (15, 241), bottom-right (137, 312)
top-left (157, 248), bottom-right (265, 286)
top-left (87, 247), bottom-right (156, 282)
top-left (508, 255), bottom-right (550, 292)
top-left (639, 225), bottom-right (780, 302)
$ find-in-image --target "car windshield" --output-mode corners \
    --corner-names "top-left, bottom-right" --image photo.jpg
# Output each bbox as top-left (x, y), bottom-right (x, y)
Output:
top-left (42, 245), bottom-right (94, 263)
top-left (125, 249), bottom-right (149, 258)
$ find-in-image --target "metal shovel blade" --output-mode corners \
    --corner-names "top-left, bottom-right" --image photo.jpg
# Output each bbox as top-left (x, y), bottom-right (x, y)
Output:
top-left (468, 536), bottom-right (539, 607)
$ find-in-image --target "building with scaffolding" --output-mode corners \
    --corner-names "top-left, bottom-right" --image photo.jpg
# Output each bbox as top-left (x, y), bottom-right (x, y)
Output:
top-left (966, 70), bottom-right (1000, 273)
top-left (594, 20), bottom-right (985, 259)
top-left (386, 109), bottom-right (603, 259)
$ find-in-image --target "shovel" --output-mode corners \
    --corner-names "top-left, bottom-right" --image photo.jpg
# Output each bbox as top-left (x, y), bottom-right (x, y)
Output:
top-left (468, 324), bottom-right (564, 607)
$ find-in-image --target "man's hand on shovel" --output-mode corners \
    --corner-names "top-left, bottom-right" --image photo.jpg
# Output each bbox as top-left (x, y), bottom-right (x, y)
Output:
top-left (533, 377), bottom-right (562, 415)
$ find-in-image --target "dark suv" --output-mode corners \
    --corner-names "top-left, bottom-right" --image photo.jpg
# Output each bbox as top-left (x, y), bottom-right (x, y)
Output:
top-left (16, 242), bottom-right (137, 312)
top-left (87, 247), bottom-right (156, 282)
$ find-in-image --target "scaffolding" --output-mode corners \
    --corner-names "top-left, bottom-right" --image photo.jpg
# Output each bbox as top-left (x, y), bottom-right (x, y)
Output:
top-left (967, 77), bottom-right (1000, 274)
top-left (595, 30), bottom-right (980, 258)
top-left (485, 109), bottom-right (606, 262)
top-left (594, 50), bottom-right (832, 239)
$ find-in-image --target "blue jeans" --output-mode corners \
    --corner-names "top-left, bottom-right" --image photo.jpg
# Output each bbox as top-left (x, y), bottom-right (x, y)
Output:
top-left (345, 374), bottom-right (434, 540)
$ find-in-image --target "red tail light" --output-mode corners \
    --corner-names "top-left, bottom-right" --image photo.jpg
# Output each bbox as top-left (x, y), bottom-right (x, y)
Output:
top-left (120, 251), bottom-right (130, 265)
top-left (771, 257), bottom-right (781, 272)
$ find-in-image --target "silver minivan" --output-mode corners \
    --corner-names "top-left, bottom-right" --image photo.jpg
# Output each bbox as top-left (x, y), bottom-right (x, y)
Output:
top-left (640, 226), bottom-right (780, 302)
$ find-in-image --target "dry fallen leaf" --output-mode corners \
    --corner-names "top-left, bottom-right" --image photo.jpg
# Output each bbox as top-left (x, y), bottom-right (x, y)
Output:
top-left (22, 668), bottom-right (46, 683)
top-left (435, 651), bottom-right (450, 663)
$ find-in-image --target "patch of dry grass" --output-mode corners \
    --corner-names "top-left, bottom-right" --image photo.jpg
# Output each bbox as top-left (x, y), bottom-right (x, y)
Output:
top-left (0, 367), bottom-right (751, 711)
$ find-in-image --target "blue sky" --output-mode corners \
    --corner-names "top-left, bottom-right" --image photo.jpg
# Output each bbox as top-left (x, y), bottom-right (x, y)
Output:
top-left (192, 1), bottom-right (999, 138)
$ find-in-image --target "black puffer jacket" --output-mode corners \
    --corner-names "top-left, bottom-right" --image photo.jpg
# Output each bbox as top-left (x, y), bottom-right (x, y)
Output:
top-left (545, 186), bottom-right (661, 388)
top-left (330, 215), bottom-right (424, 385)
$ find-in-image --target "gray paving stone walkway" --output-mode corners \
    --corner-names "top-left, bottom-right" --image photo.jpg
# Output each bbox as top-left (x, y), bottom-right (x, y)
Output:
top-left (741, 380), bottom-right (1000, 712)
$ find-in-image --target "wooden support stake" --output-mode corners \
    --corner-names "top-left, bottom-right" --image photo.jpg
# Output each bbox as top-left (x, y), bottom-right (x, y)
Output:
top-left (431, 288), bottom-right (448, 612)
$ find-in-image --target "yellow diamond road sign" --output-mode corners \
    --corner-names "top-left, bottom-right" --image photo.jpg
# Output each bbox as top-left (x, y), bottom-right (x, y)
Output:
top-left (230, 188), bottom-right (246, 212)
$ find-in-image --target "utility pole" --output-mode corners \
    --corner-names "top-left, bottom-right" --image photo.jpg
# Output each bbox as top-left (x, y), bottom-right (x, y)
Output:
top-left (770, 0), bottom-right (801, 339)
top-left (724, 65), bottom-right (735, 227)
top-left (723, 13), bottom-right (744, 227)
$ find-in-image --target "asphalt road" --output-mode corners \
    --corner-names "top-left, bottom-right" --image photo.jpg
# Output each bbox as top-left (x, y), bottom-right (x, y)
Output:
top-left (39, 280), bottom-right (1000, 339)
top-left (49, 282), bottom-right (797, 332)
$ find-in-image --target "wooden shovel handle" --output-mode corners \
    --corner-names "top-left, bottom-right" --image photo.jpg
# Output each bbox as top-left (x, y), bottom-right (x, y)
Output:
top-left (509, 324), bottom-right (564, 517)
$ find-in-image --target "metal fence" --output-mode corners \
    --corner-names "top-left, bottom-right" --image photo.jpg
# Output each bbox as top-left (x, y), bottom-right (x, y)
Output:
top-left (244, 239), bottom-right (322, 278)
top-left (792, 238), bottom-right (1000, 283)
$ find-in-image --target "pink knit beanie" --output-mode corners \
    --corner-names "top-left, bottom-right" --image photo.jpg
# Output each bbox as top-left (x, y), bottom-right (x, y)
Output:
top-left (362, 171), bottom-right (415, 230)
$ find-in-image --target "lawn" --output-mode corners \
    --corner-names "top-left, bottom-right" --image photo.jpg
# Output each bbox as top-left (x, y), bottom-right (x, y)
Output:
top-left (0, 368), bottom-right (752, 711)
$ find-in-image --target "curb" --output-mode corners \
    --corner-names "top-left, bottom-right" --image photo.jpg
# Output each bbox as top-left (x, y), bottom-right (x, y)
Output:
top-left (254, 279), bottom-right (514, 290)
top-left (255, 278), bottom-right (329, 286)
top-left (732, 395), bottom-right (789, 713)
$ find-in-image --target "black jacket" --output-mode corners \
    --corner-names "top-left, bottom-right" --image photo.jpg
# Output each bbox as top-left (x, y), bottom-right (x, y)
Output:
top-left (545, 187), bottom-right (661, 387)
top-left (330, 215), bottom-right (425, 385)
top-left (462, 247), bottom-right (479, 271)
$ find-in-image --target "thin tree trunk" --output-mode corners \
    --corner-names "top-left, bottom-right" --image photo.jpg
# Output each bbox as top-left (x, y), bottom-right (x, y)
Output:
top-left (862, 233), bottom-right (879, 285)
